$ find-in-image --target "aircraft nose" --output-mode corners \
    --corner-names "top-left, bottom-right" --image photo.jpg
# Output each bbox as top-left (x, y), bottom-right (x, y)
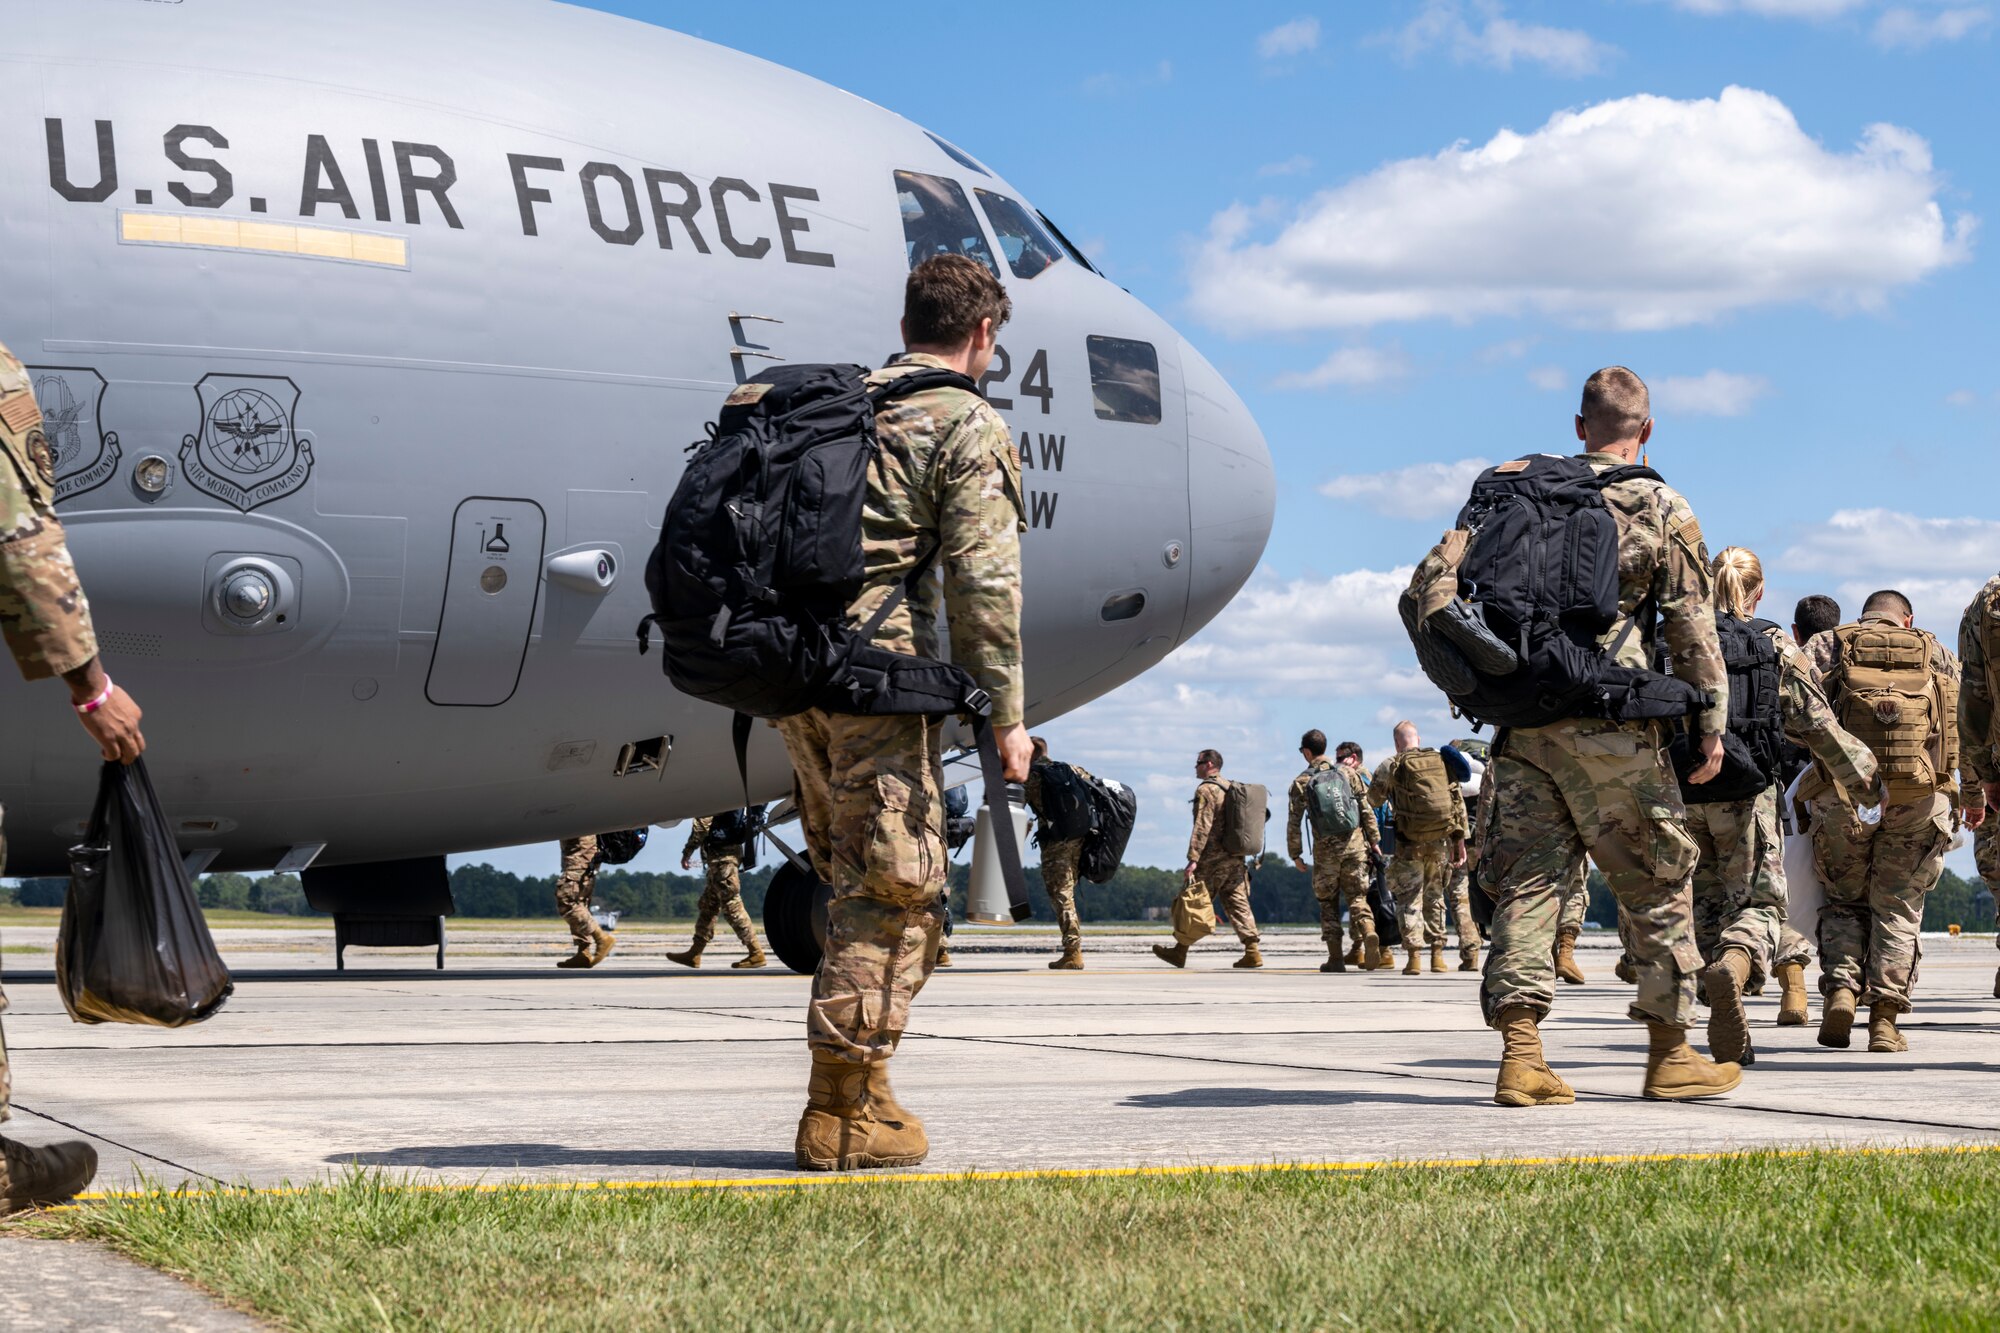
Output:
top-left (1179, 340), bottom-right (1274, 644)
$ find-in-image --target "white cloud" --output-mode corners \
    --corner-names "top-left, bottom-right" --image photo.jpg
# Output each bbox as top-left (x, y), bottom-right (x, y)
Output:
top-left (1258, 16), bottom-right (1323, 58)
top-left (1945, 388), bottom-right (1980, 407)
top-left (1673, 0), bottom-right (1869, 15)
top-left (1873, 5), bottom-right (1992, 48)
top-left (1395, 1), bottom-right (1619, 75)
top-left (1479, 336), bottom-right (1538, 362)
top-left (1188, 87), bottom-right (1975, 335)
top-left (1778, 509), bottom-right (2000, 630)
top-left (1273, 344), bottom-right (1413, 390)
top-left (1082, 60), bottom-right (1174, 96)
top-left (1319, 458), bottom-right (1491, 520)
top-left (1258, 154), bottom-right (1315, 177)
top-left (1654, 370), bottom-right (1772, 416)
top-left (1527, 365), bottom-right (1569, 391)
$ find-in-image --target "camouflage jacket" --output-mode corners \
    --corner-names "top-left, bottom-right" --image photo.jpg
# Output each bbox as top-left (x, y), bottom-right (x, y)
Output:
top-left (852, 354), bottom-right (1027, 727)
top-left (1187, 776), bottom-right (1234, 866)
top-left (1764, 624), bottom-right (1875, 802)
top-left (1286, 757), bottom-right (1378, 860)
top-left (1366, 752), bottom-right (1468, 843)
top-left (1958, 575), bottom-right (2000, 785)
top-left (681, 816), bottom-right (740, 866)
top-left (1806, 614), bottom-right (1961, 807)
top-left (0, 342), bottom-right (97, 679)
top-left (1581, 451), bottom-right (1728, 736)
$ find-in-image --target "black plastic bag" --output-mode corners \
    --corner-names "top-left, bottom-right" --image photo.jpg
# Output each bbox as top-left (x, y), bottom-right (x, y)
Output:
top-left (1367, 863), bottom-right (1403, 948)
top-left (57, 759), bottom-right (233, 1026)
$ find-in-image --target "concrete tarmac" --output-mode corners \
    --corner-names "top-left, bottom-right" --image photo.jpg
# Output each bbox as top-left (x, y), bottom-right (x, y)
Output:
top-left (4, 923), bottom-right (2000, 1190)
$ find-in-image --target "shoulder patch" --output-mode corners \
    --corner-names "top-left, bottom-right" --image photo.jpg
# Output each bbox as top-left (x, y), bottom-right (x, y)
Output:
top-left (0, 392), bottom-right (41, 436)
top-left (1494, 459), bottom-right (1531, 474)
top-left (724, 382), bottom-right (772, 407)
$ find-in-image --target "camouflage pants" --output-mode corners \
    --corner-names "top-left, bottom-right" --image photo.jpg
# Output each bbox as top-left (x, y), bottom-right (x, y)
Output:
top-left (777, 709), bottom-right (946, 1064)
top-left (554, 834), bottom-right (601, 945)
top-left (1443, 863), bottom-right (1484, 958)
top-left (1043, 837), bottom-right (1084, 953)
top-left (1389, 839), bottom-right (1465, 955)
top-left (1480, 718), bottom-right (1702, 1028)
top-left (1172, 856), bottom-right (1259, 948)
top-left (1980, 821), bottom-right (2000, 952)
top-left (693, 857), bottom-right (758, 953)
top-left (1688, 789), bottom-right (1787, 978)
top-left (1809, 793), bottom-right (1951, 1012)
top-left (1556, 861), bottom-right (1588, 933)
top-left (1310, 835), bottom-right (1372, 947)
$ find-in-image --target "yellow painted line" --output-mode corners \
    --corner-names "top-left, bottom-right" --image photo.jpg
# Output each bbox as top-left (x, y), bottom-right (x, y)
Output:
top-left (68, 1141), bottom-right (2000, 1204)
top-left (120, 211), bottom-right (408, 268)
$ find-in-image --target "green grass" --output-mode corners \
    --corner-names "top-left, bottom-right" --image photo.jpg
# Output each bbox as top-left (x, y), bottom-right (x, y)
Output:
top-left (16, 1150), bottom-right (2000, 1331)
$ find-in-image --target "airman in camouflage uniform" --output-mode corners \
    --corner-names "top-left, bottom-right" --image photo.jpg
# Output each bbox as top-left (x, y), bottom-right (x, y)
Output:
top-left (1154, 751), bottom-right (1261, 969)
top-left (1026, 740), bottom-right (1093, 970)
top-left (1370, 727), bottom-right (1469, 975)
top-left (776, 255), bottom-right (1029, 1172)
top-left (552, 835), bottom-right (614, 969)
top-left (1287, 734), bottom-right (1380, 972)
top-left (1803, 593), bottom-right (1959, 1052)
top-left (1959, 575), bottom-right (2000, 1000)
top-left (668, 816), bottom-right (766, 969)
top-left (1476, 368), bottom-right (1740, 1106)
top-left (0, 339), bottom-right (146, 1210)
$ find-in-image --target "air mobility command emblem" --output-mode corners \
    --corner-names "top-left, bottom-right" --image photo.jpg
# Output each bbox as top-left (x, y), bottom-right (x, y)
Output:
top-left (179, 374), bottom-right (314, 511)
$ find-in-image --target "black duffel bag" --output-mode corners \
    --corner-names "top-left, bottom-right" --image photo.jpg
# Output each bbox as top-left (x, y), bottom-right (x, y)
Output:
top-left (58, 759), bottom-right (233, 1026)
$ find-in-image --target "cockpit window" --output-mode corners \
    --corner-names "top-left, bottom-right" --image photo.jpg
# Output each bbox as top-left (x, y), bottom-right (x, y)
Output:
top-left (1037, 210), bottom-right (1099, 275)
top-left (895, 171), bottom-right (999, 277)
top-left (924, 132), bottom-right (991, 177)
top-left (974, 190), bottom-right (1062, 281)
top-left (1087, 336), bottom-right (1162, 425)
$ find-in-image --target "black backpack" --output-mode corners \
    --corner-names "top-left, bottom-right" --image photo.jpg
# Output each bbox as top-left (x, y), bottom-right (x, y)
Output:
top-left (1079, 779), bottom-right (1137, 884)
top-left (1659, 614), bottom-right (1783, 803)
top-left (703, 804), bottom-right (767, 861)
top-left (596, 828), bottom-right (649, 865)
top-left (1032, 759), bottom-right (1095, 843)
top-left (636, 362), bottom-right (1029, 918)
top-left (1404, 455), bottom-right (1709, 729)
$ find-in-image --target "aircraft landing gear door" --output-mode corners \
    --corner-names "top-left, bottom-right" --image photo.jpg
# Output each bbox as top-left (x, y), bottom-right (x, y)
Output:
top-left (425, 498), bottom-right (546, 707)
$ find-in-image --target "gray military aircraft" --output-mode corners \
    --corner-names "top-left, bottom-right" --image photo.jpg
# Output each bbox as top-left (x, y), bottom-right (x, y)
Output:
top-left (1, 0), bottom-right (1273, 967)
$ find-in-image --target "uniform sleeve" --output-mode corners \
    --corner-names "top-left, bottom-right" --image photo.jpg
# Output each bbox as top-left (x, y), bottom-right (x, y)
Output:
top-left (1286, 772), bottom-right (1309, 860)
top-left (1355, 771), bottom-right (1380, 848)
top-left (1937, 641), bottom-right (1966, 808)
top-left (1024, 764), bottom-right (1045, 816)
top-left (935, 401), bottom-right (1028, 727)
top-left (0, 380), bottom-right (98, 680)
top-left (1367, 758), bottom-right (1395, 808)
top-left (1449, 781), bottom-right (1468, 838)
top-left (1653, 487), bottom-right (1728, 736)
top-left (1773, 633), bottom-right (1876, 802)
top-left (1960, 591), bottom-right (1999, 785)
top-left (1188, 784), bottom-right (1219, 863)
top-left (682, 817), bottom-right (709, 860)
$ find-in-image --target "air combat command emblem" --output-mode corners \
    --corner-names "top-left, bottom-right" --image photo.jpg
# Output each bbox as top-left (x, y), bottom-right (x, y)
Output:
top-left (28, 366), bottom-right (121, 502)
top-left (179, 374), bottom-right (314, 511)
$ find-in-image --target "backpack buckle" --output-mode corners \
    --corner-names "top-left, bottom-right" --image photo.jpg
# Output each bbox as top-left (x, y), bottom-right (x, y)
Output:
top-left (960, 687), bottom-right (993, 719)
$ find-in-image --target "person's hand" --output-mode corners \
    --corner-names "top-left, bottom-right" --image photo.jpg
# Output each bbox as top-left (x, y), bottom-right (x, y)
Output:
top-left (1184, 860), bottom-right (1197, 885)
top-left (681, 855), bottom-right (694, 870)
top-left (1293, 857), bottom-right (1308, 873)
top-left (68, 665), bottom-right (144, 765)
top-left (1450, 838), bottom-right (1467, 869)
top-left (996, 722), bottom-right (1031, 783)
top-left (1685, 733), bottom-right (1725, 784)
top-left (1967, 804), bottom-right (1986, 831)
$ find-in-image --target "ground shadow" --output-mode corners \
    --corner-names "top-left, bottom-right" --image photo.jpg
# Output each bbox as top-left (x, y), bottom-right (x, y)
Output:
top-left (1119, 1087), bottom-right (1478, 1110)
top-left (328, 1144), bottom-right (799, 1170)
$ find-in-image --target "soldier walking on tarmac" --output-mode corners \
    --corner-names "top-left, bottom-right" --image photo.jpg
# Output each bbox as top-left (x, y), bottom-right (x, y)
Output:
top-left (668, 815), bottom-right (767, 969)
top-left (1804, 589), bottom-right (1960, 1053)
top-left (1154, 750), bottom-right (1262, 969)
top-left (0, 339), bottom-right (146, 1210)
top-left (1369, 723), bottom-right (1468, 976)
top-left (1960, 575), bottom-right (2000, 1001)
top-left (1288, 731), bottom-right (1381, 972)
top-left (553, 835), bottom-right (615, 969)
top-left (1026, 737), bottom-right (1092, 970)
top-left (1431, 367), bottom-right (1741, 1105)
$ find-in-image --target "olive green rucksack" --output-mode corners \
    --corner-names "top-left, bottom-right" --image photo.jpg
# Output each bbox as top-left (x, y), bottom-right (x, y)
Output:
top-left (1304, 766), bottom-right (1361, 843)
top-left (1390, 749), bottom-right (1456, 838)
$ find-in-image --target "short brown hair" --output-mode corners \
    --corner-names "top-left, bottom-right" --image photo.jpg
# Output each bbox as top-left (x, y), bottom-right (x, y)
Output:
top-left (1863, 588), bottom-right (1913, 620)
top-left (1198, 749), bottom-right (1224, 771)
top-left (1030, 735), bottom-right (1049, 762)
top-left (1300, 729), bottom-right (1327, 757)
top-left (1579, 366), bottom-right (1650, 445)
top-left (1335, 740), bottom-right (1363, 764)
top-left (904, 254), bottom-right (1011, 347)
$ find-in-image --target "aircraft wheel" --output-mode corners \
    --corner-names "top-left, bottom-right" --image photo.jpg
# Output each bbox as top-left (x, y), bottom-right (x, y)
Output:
top-left (763, 860), bottom-right (832, 975)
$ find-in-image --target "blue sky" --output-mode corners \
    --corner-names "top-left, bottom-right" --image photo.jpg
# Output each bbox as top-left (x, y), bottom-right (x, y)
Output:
top-left (468, 0), bottom-right (1996, 881)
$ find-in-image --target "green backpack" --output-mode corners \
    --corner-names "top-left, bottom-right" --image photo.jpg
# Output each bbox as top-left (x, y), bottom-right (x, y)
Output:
top-left (1304, 766), bottom-right (1361, 843)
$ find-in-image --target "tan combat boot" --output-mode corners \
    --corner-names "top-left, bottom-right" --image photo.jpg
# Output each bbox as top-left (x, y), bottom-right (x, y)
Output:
top-left (934, 945), bottom-right (954, 968)
top-left (589, 927), bottom-right (616, 966)
top-left (556, 940), bottom-right (595, 969)
top-left (1867, 1005), bottom-right (1908, 1053)
top-left (1152, 942), bottom-right (1189, 968)
top-left (1049, 948), bottom-right (1084, 970)
top-left (1321, 943), bottom-right (1346, 974)
top-left (795, 1053), bottom-right (928, 1172)
top-left (1343, 941), bottom-right (1364, 968)
top-left (1459, 946), bottom-right (1480, 973)
top-left (732, 948), bottom-right (767, 970)
top-left (0, 1137), bottom-right (98, 1214)
top-left (1613, 954), bottom-right (1637, 985)
top-left (1819, 987), bottom-right (1858, 1049)
top-left (1493, 1006), bottom-right (1575, 1108)
top-left (1402, 947), bottom-right (1422, 976)
top-left (1642, 1022), bottom-right (1742, 1100)
top-left (666, 946), bottom-right (702, 968)
top-left (1233, 946), bottom-right (1263, 969)
top-left (1554, 928), bottom-right (1586, 985)
top-left (1703, 948), bottom-right (1755, 1066)
top-left (1362, 933), bottom-right (1384, 970)
top-left (1429, 945), bottom-right (1447, 974)
top-left (1775, 961), bottom-right (1810, 1026)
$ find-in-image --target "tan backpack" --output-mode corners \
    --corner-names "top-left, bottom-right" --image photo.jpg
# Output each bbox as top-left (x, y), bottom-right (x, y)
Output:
top-left (1391, 749), bottom-right (1456, 838)
top-left (1825, 623), bottom-right (1956, 804)
top-left (1213, 779), bottom-right (1270, 858)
